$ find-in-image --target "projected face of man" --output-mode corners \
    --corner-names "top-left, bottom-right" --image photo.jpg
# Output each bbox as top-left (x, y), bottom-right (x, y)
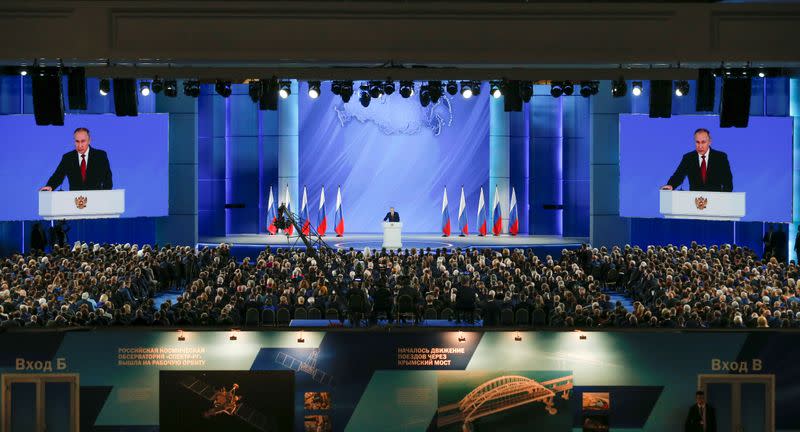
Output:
top-left (695, 131), bottom-right (710, 156)
top-left (74, 130), bottom-right (90, 155)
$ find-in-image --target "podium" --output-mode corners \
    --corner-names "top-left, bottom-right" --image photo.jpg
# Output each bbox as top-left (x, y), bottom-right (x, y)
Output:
top-left (382, 222), bottom-right (402, 249)
top-left (39, 190), bottom-right (125, 220)
top-left (659, 190), bottom-right (745, 221)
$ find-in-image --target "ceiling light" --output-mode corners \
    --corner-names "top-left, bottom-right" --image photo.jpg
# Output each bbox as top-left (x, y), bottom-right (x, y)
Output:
top-left (99, 78), bottom-right (110, 96)
top-left (632, 81), bottom-right (643, 96)
top-left (399, 81), bottom-right (414, 98)
top-left (215, 80), bottom-right (232, 98)
top-left (331, 81), bottom-right (342, 95)
top-left (612, 77), bottom-right (627, 97)
top-left (368, 81), bottom-right (383, 99)
top-left (446, 80), bottom-right (458, 96)
top-left (164, 80), bottom-right (177, 98)
top-left (308, 81), bottom-right (321, 99)
top-left (419, 84), bottom-right (431, 107)
top-left (674, 80), bottom-right (689, 97)
top-left (563, 81), bottom-right (574, 96)
top-left (460, 80), bottom-right (474, 99)
top-left (278, 81), bottom-right (291, 99)
top-left (183, 80), bottom-right (200, 97)
top-left (340, 81), bottom-right (354, 103)
top-left (359, 83), bottom-right (371, 107)
top-left (152, 78), bottom-right (164, 94)
top-left (428, 81), bottom-right (444, 103)
top-left (383, 80), bottom-right (395, 96)
top-left (550, 81), bottom-right (563, 98)
top-left (490, 81), bottom-right (502, 99)
top-left (139, 81), bottom-right (151, 96)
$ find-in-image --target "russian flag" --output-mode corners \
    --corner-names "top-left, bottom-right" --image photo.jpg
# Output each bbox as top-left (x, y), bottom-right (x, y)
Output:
top-left (300, 185), bottom-right (311, 236)
top-left (283, 183), bottom-right (294, 236)
top-left (477, 186), bottom-right (487, 236)
top-left (334, 185), bottom-right (344, 237)
top-left (441, 186), bottom-right (451, 237)
top-left (458, 185), bottom-right (468, 236)
top-left (266, 186), bottom-right (278, 235)
top-left (317, 186), bottom-right (327, 236)
top-left (492, 184), bottom-right (502, 236)
top-left (509, 187), bottom-right (519, 236)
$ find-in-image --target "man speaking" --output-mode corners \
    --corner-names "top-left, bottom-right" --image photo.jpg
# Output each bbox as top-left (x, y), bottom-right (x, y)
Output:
top-left (661, 128), bottom-right (732, 192)
top-left (40, 127), bottom-right (113, 191)
top-left (383, 207), bottom-right (400, 222)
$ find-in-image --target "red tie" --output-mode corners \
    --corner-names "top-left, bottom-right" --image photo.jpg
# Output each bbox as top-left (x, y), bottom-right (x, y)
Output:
top-left (700, 155), bottom-right (707, 184)
top-left (80, 154), bottom-right (87, 183)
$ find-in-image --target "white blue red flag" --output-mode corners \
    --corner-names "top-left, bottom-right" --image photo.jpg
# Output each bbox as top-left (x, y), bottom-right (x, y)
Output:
top-left (334, 185), bottom-right (344, 237)
top-left (317, 186), bottom-right (327, 236)
top-left (477, 186), bottom-right (487, 236)
top-left (458, 186), bottom-right (468, 236)
top-left (300, 185), bottom-right (311, 236)
top-left (441, 186), bottom-right (451, 237)
top-left (509, 187), bottom-right (519, 236)
top-left (492, 184), bottom-right (502, 236)
top-left (266, 186), bottom-right (277, 235)
top-left (283, 183), bottom-right (293, 236)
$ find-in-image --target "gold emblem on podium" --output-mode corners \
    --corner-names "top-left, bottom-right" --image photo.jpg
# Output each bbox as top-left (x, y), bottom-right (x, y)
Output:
top-left (74, 196), bottom-right (88, 209)
top-left (694, 196), bottom-right (708, 210)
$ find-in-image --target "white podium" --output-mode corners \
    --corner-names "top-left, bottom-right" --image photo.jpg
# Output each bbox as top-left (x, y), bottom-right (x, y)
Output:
top-left (39, 190), bottom-right (125, 220)
top-left (659, 190), bottom-right (745, 221)
top-left (382, 222), bottom-right (403, 249)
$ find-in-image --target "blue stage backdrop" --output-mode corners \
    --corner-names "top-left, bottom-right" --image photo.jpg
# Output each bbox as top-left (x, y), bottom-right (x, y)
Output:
top-left (0, 113), bottom-right (170, 221)
top-left (299, 82), bottom-right (489, 233)
top-left (619, 114), bottom-right (793, 222)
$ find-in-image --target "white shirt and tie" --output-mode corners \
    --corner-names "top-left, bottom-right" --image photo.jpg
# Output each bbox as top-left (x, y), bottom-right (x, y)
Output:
top-left (697, 150), bottom-right (709, 168)
top-left (77, 147), bottom-right (90, 166)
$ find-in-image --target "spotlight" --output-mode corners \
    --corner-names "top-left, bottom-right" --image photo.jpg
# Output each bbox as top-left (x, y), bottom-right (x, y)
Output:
top-left (297, 331), bottom-right (305, 343)
top-left (383, 80), bottom-right (396, 96)
top-left (340, 81), bottom-right (354, 103)
top-left (308, 81), bottom-right (321, 99)
top-left (460, 81), bottom-right (474, 99)
top-left (674, 80), bottom-right (689, 97)
top-left (457, 331), bottom-right (466, 342)
top-left (563, 81), bottom-right (574, 96)
top-left (490, 81), bottom-right (502, 98)
top-left (368, 81), bottom-right (383, 99)
top-left (419, 84), bottom-right (431, 107)
top-left (278, 81), bottom-right (291, 99)
top-left (359, 83), bottom-right (371, 107)
top-left (215, 80), bottom-right (232, 98)
top-left (471, 81), bottom-right (481, 96)
top-left (446, 80), bottom-right (458, 96)
top-left (164, 80), bottom-right (178, 98)
top-left (758, 70), bottom-right (766, 78)
top-left (331, 81), bottom-right (342, 96)
top-left (550, 81), bottom-right (563, 98)
top-left (519, 81), bottom-right (533, 102)
top-left (139, 81), bottom-right (151, 96)
top-left (399, 81), bottom-right (414, 98)
top-left (579, 81), bottom-right (597, 98)
top-left (19, 68), bottom-right (27, 77)
top-left (428, 81), bottom-right (444, 103)
top-left (178, 330), bottom-right (186, 341)
top-left (152, 78), bottom-right (163, 94)
top-left (611, 77), bottom-right (627, 97)
top-left (99, 78), bottom-right (110, 96)
top-left (248, 80), bottom-right (261, 102)
top-left (183, 80), bottom-right (200, 97)
top-left (632, 81), bottom-right (643, 96)
top-left (229, 329), bottom-right (239, 341)
top-left (514, 332), bottom-right (522, 342)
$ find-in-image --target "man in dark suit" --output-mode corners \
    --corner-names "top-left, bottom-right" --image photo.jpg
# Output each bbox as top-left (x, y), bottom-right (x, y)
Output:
top-left (383, 207), bottom-right (400, 222)
top-left (40, 127), bottom-right (113, 191)
top-left (685, 390), bottom-right (716, 432)
top-left (661, 128), bottom-right (733, 192)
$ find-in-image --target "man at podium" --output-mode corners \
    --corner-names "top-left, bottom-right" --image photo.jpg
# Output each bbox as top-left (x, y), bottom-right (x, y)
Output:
top-left (660, 128), bottom-right (733, 192)
top-left (383, 207), bottom-right (400, 222)
top-left (40, 127), bottom-right (113, 191)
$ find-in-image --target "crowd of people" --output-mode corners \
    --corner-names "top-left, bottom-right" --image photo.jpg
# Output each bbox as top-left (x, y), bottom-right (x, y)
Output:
top-left (1, 240), bottom-right (800, 329)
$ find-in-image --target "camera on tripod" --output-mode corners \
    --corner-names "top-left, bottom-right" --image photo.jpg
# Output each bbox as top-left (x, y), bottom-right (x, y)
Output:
top-left (274, 204), bottom-right (291, 230)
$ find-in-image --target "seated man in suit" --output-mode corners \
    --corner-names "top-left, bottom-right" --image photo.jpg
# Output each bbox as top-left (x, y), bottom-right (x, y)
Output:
top-left (40, 127), bottom-right (113, 191)
top-left (383, 207), bottom-right (400, 222)
top-left (661, 128), bottom-right (733, 192)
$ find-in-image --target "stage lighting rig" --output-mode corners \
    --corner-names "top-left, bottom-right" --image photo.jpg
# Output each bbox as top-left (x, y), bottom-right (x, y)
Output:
top-left (183, 80), bottom-right (200, 97)
top-left (674, 80), bottom-right (689, 97)
top-left (383, 80), bottom-right (395, 96)
top-left (550, 81), bottom-right (563, 98)
top-left (331, 81), bottom-right (342, 95)
top-left (359, 83), bottom-right (371, 107)
top-left (563, 81), bottom-right (574, 96)
top-left (308, 81), bottom-right (321, 99)
top-left (419, 84), bottom-right (431, 107)
top-left (460, 80), bottom-right (474, 99)
top-left (340, 81), bottom-right (354, 103)
top-left (399, 81), bottom-right (414, 98)
top-left (99, 78), bottom-right (110, 96)
top-left (164, 80), bottom-right (178, 98)
top-left (278, 81), bottom-right (291, 99)
top-left (519, 81), bottom-right (533, 102)
top-left (632, 81), bottom-right (643, 96)
top-left (151, 78), bottom-right (163, 94)
top-left (139, 81), bottom-right (151, 96)
top-left (579, 81), bottom-right (598, 98)
top-left (611, 77), bottom-right (627, 98)
top-left (490, 81), bottom-right (502, 99)
top-left (215, 80), bottom-right (232, 98)
top-left (368, 81), bottom-right (383, 99)
top-left (428, 81), bottom-right (444, 103)
top-left (446, 80), bottom-right (458, 96)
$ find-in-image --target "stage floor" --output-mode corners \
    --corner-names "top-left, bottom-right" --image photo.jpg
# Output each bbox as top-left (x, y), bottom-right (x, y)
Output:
top-left (199, 233), bottom-right (588, 252)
